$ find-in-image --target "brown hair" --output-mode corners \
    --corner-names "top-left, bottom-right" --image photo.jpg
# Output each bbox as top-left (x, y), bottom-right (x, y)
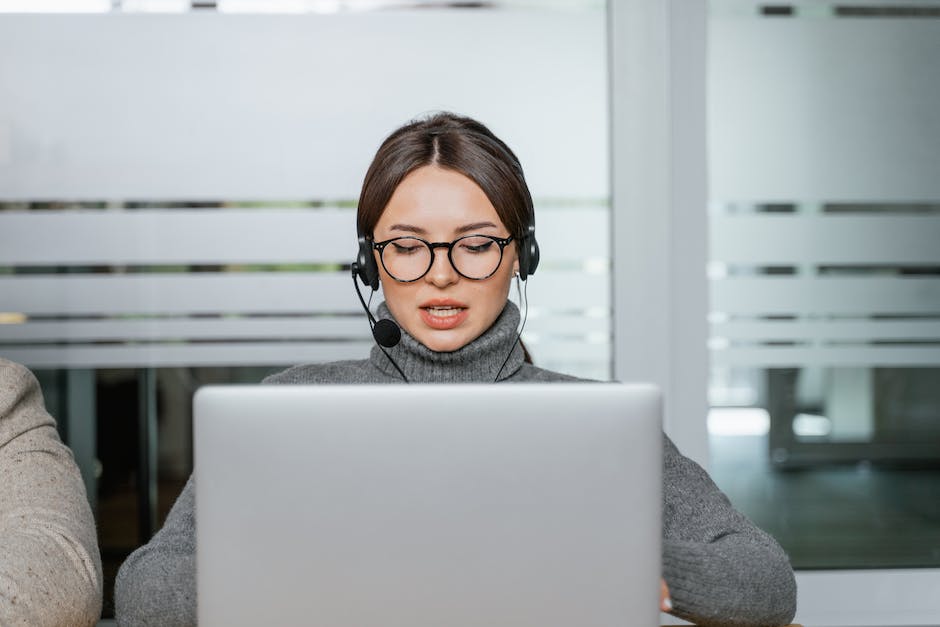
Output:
top-left (357, 112), bottom-right (534, 241)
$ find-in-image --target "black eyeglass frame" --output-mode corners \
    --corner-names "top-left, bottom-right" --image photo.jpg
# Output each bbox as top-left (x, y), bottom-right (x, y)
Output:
top-left (371, 234), bottom-right (515, 282)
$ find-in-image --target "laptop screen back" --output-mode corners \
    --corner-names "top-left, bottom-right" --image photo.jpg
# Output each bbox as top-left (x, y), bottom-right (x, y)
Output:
top-left (194, 383), bottom-right (661, 627)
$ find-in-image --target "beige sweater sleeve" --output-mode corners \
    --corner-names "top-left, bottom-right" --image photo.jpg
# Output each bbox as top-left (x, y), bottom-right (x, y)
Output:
top-left (0, 358), bottom-right (103, 626)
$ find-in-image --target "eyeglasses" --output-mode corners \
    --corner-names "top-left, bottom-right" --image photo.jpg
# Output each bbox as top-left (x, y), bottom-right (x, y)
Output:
top-left (372, 234), bottom-right (514, 282)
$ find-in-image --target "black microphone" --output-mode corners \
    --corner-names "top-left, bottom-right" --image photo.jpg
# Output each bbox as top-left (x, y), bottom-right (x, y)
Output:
top-left (372, 318), bottom-right (401, 348)
top-left (351, 263), bottom-right (402, 348)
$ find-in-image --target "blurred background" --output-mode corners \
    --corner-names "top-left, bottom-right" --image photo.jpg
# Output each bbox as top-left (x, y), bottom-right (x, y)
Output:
top-left (0, 0), bottom-right (938, 624)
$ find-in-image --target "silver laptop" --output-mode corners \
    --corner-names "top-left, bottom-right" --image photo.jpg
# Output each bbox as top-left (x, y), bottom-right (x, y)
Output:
top-left (194, 383), bottom-right (662, 627)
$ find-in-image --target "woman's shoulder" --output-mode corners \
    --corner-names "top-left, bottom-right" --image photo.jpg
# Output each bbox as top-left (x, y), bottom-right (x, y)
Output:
top-left (510, 363), bottom-right (590, 383)
top-left (262, 359), bottom-right (374, 385)
top-left (0, 358), bottom-right (50, 430)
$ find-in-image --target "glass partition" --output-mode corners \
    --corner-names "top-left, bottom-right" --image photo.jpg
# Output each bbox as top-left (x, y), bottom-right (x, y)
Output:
top-left (0, 2), bottom-right (609, 616)
top-left (708, 0), bottom-right (940, 577)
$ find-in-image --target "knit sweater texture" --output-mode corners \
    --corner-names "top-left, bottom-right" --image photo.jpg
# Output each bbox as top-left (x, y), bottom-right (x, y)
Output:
top-left (115, 303), bottom-right (796, 626)
top-left (0, 358), bottom-right (103, 626)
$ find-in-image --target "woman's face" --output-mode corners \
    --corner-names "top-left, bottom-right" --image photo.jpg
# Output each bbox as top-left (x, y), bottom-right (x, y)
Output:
top-left (372, 165), bottom-right (518, 353)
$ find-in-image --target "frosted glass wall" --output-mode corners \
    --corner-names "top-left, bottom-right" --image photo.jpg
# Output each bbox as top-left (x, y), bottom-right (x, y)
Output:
top-left (709, 0), bottom-right (940, 577)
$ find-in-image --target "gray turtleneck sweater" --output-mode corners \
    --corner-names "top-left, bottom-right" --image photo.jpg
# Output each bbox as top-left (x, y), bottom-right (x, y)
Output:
top-left (115, 303), bottom-right (796, 627)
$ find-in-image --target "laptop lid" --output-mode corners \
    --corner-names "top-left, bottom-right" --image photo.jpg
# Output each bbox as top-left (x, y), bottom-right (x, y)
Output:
top-left (194, 383), bottom-right (661, 627)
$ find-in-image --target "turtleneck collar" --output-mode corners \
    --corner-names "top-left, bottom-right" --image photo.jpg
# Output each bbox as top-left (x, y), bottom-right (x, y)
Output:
top-left (369, 301), bottom-right (525, 383)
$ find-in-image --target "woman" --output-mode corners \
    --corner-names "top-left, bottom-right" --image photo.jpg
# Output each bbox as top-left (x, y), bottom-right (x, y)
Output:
top-left (0, 357), bottom-right (103, 626)
top-left (115, 113), bottom-right (796, 626)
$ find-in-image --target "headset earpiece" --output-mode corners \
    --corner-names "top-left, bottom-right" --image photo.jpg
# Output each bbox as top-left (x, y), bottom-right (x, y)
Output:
top-left (517, 223), bottom-right (539, 281)
top-left (355, 234), bottom-right (380, 291)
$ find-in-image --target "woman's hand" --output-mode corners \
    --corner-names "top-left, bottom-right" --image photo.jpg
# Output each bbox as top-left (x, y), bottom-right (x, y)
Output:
top-left (660, 578), bottom-right (673, 612)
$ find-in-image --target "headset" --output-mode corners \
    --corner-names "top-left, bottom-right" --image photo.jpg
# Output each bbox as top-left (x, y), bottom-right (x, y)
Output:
top-left (351, 213), bottom-right (536, 382)
top-left (350, 123), bottom-right (539, 379)
top-left (354, 216), bottom-right (539, 291)
top-left (355, 123), bottom-right (540, 288)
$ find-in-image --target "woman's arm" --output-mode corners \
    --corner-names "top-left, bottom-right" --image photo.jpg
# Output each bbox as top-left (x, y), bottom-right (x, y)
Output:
top-left (112, 365), bottom-right (316, 625)
top-left (661, 435), bottom-right (797, 627)
top-left (114, 475), bottom-right (197, 626)
top-left (0, 358), bottom-right (103, 627)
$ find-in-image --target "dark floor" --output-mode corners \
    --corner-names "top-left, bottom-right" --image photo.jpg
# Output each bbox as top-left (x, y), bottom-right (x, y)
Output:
top-left (709, 433), bottom-right (940, 569)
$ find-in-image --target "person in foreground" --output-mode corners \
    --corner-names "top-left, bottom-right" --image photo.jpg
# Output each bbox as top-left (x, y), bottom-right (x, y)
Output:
top-left (0, 357), bottom-right (103, 626)
top-left (115, 112), bottom-right (797, 626)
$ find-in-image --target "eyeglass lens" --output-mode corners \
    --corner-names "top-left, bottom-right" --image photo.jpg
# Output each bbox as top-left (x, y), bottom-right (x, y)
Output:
top-left (381, 235), bottom-right (505, 281)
